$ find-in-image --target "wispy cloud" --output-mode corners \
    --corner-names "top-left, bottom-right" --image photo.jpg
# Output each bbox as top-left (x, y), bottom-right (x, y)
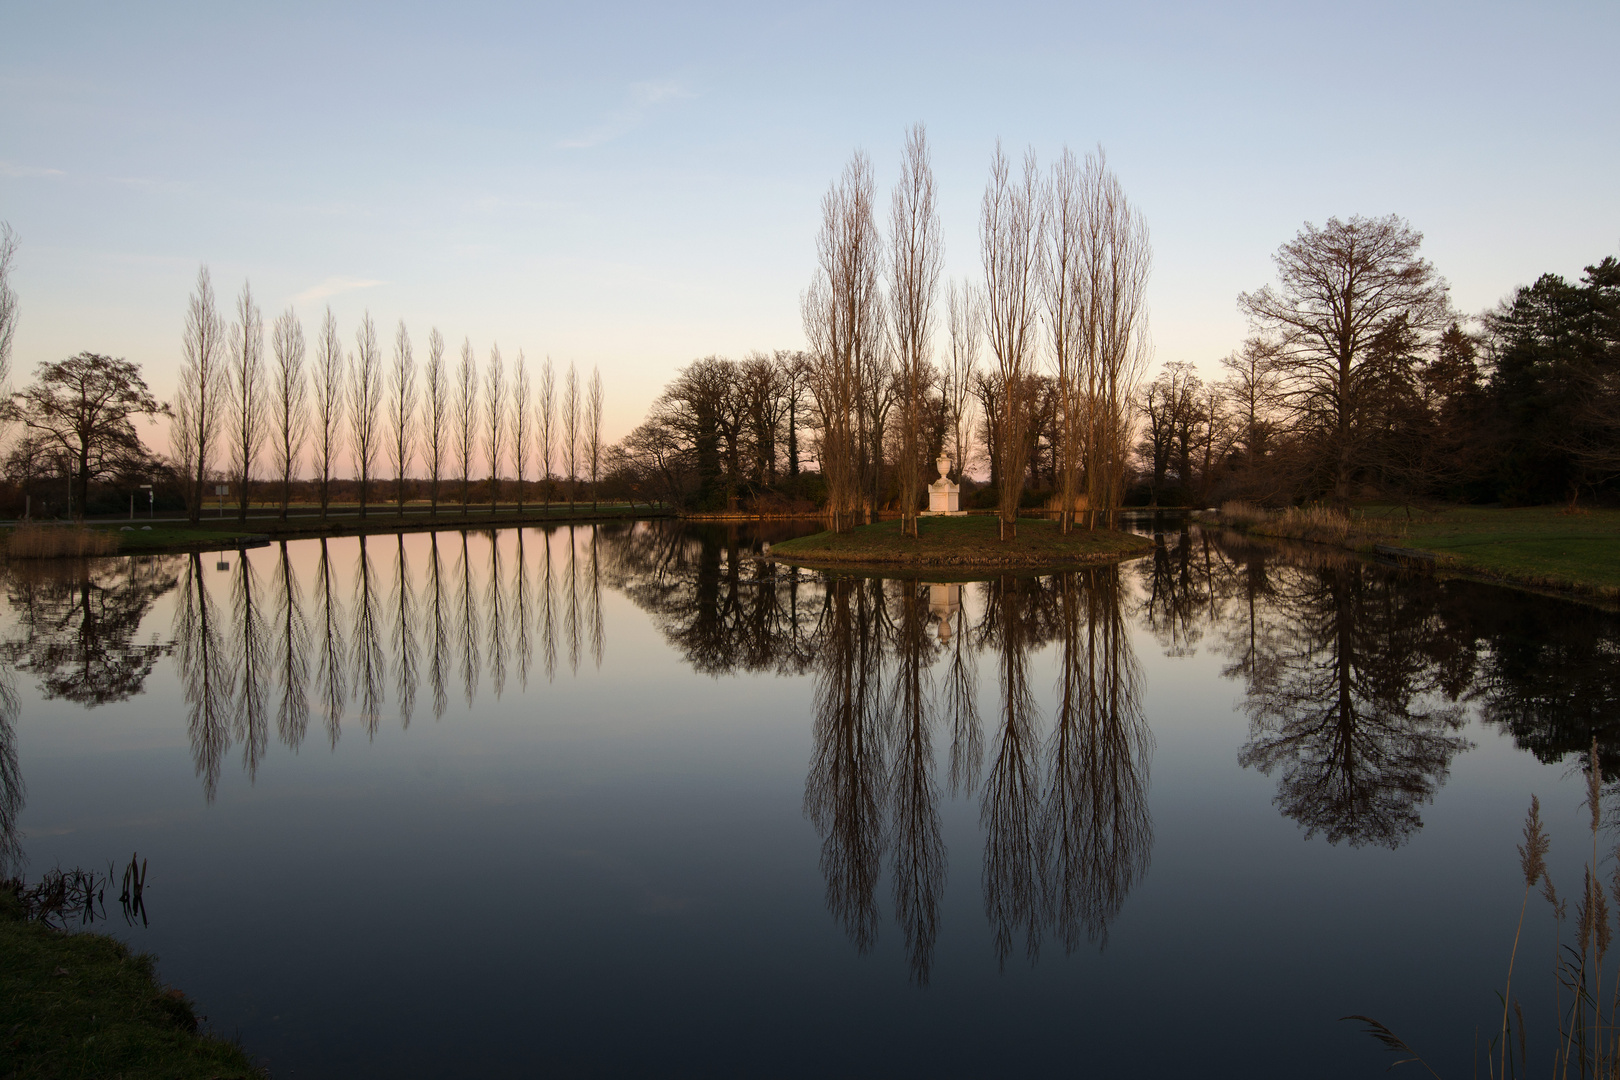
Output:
top-left (556, 79), bottom-right (696, 149)
top-left (291, 276), bottom-right (385, 304)
top-left (0, 161), bottom-right (65, 178)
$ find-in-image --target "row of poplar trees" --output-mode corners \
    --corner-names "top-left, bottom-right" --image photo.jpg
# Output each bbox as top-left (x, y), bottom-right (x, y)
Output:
top-left (171, 268), bottom-right (603, 524)
top-left (801, 124), bottom-right (1151, 538)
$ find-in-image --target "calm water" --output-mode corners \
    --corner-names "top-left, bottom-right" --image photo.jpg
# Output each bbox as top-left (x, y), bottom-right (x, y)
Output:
top-left (5, 519), bottom-right (1618, 1077)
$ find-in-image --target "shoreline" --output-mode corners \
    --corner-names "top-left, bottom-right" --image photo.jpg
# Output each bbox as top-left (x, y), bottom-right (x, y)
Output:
top-left (769, 515), bottom-right (1154, 572)
top-left (1, 888), bottom-right (261, 1077)
top-left (1202, 504), bottom-right (1620, 607)
top-left (3, 505), bottom-right (673, 558)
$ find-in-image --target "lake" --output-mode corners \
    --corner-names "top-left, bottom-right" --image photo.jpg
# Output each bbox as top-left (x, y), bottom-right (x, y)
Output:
top-left (5, 518), bottom-right (1617, 1077)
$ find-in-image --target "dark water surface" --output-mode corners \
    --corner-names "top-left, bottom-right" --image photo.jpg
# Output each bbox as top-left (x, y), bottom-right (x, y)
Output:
top-left (5, 519), bottom-right (1618, 1077)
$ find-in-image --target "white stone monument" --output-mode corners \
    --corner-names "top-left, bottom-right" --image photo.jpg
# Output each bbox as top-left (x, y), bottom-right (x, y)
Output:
top-left (922, 454), bottom-right (964, 516)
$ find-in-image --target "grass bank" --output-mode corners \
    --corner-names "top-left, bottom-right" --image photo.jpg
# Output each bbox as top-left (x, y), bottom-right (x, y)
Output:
top-left (770, 513), bottom-right (1153, 570)
top-left (0, 889), bottom-right (260, 1079)
top-left (1216, 502), bottom-right (1620, 601)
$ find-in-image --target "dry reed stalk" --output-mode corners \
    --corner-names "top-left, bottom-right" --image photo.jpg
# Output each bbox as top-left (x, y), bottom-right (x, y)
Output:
top-left (4, 524), bottom-right (118, 559)
top-left (1219, 501), bottom-right (1268, 528)
top-left (1504, 795), bottom-right (1550, 1078)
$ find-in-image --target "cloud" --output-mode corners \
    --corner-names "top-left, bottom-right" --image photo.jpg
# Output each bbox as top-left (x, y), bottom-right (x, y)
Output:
top-left (291, 276), bottom-right (386, 304)
top-left (556, 78), bottom-right (696, 149)
top-left (0, 161), bottom-right (65, 178)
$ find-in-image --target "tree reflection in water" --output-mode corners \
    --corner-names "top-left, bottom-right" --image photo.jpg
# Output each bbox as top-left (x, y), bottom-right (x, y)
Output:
top-left (805, 577), bottom-right (888, 956)
top-left (426, 534), bottom-right (451, 718)
top-left (231, 547), bottom-right (271, 779)
top-left (176, 552), bottom-right (236, 802)
top-left (273, 542), bottom-right (311, 750)
top-left (391, 534), bottom-right (419, 727)
top-left (0, 667), bottom-right (22, 876)
top-left (314, 538), bottom-right (347, 748)
top-left (979, 576), bottom-right (1045, 969)
top-left (888, 581), bottom-right (944, 984)
top-left (1044, 570), bottom-right (1151, 954)
top-left (1138, 527), bottom-right (1474, 849)
top-left (165, 528), bottom-right (607, 802)
top-left (37, 518), bottom-right (1616, 976)
top-left (0, 556), bottom-right (177, 706)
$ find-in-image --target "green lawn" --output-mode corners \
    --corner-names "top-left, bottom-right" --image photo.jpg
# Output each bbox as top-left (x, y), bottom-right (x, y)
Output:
top-left (1354, 505), bottom-right (1620, 594)
top-left (771, 513), bottom-right (1153, 569)
top-left (0, 892), bottom-right (261, 1079)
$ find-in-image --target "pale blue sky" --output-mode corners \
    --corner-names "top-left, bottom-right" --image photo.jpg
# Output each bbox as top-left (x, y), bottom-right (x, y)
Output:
top-left (2, 0), bottom-right (1615, 443)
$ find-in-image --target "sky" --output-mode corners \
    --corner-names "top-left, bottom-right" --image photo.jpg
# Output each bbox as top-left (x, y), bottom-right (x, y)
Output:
top-left (2, 0), bottom-right (1616, 450)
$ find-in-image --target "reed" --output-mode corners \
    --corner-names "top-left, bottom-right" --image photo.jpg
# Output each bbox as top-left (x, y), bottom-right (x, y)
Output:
top-left (5, 524), bottom-right (118, 559)
top-left (1218, 501), bottom-right (1269, 528)
top-left (1348, 737), bottom-right (1620, 1078)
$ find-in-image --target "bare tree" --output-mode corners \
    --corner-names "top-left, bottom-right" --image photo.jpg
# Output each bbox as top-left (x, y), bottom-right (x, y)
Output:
top-left (511, 351), bottom-right (531, 513)
top-left (1238, 214), bottom-right (1448, 504)
top-left (174, 266), bottom-right (227, 524)
top-left (312, 308), bottom-right (345, 522)
top-left (1220, 336), bottom-right (1283, 472)
top-left (349, 313), bottom-right (383, 519)
top-left (269, 308), bottom-right (308, 521)
top-left (588, 366), bottom-right (603, 511)
top-left (453, 338), bottom-right (477, 510)
top-left (422, 328), bottom-right (448, 516)
top-left (889, 123), bottom-right (943, 537)
top-left (1077, 148), bottom-right (1152, 527)
top-left (226, 282), bottom-right (267, 522)
top-left (484, 344), bottom-right (506, 514)
top-left (944, 279), bottom-right (983, 485)
top-left (981, 142), bottom-right (1043, 539)
top-left (388, 320), bottom-right (417, 516)
top-left (1043, 149), bottom-right (1086, 532)
top-left (0, 223), bottom-right (18, 394)
top-left (538, 355), bottom-right (556, 511)
top-left (3, 353), bottom-right (166, 519)
top-left (564, 361), bottom-right (579, 511)
top-left (802, 151), bottom-right (884, 531)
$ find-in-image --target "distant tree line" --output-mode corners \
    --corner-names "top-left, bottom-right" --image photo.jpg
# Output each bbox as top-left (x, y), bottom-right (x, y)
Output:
top-left (169, 266), bottom-right (608, 524)
top-left (1133, 216), bottom-right (1620, 508)
top-left (0, 228), bottom-right (620, 521)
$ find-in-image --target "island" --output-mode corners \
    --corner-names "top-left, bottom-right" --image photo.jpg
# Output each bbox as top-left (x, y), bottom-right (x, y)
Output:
top-left (768, 513), bottom-right (1154, 570)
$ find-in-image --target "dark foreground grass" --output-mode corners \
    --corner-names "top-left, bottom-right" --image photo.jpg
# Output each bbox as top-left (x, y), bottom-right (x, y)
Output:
top-left (0, 891), bottom-right (261, 1079)
top-left (771, 513), bottom-right (1153, 569)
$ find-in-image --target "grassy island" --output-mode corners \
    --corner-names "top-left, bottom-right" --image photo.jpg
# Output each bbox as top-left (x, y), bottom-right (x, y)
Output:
top-left (1, 891), bottom-right (260, 1079)
top-left (770, 514), bottom-right (1154, 570)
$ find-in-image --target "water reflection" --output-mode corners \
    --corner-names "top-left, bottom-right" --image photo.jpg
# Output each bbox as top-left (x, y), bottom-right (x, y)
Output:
top-left (1044, 571), bottom-right (1151, 954)
top-left (0, 667), bottom-right (21, 876)
top-left (711, 561), bottom-right (1154, 982)
top-left (0, 556), bottom-right (177, 705)
top-left (165, 528), bottom-right (609, 803)
top-left (11, 518), bottom-right (1620, 989)
top-left (1126, 526), bottom-right (1620, 849)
